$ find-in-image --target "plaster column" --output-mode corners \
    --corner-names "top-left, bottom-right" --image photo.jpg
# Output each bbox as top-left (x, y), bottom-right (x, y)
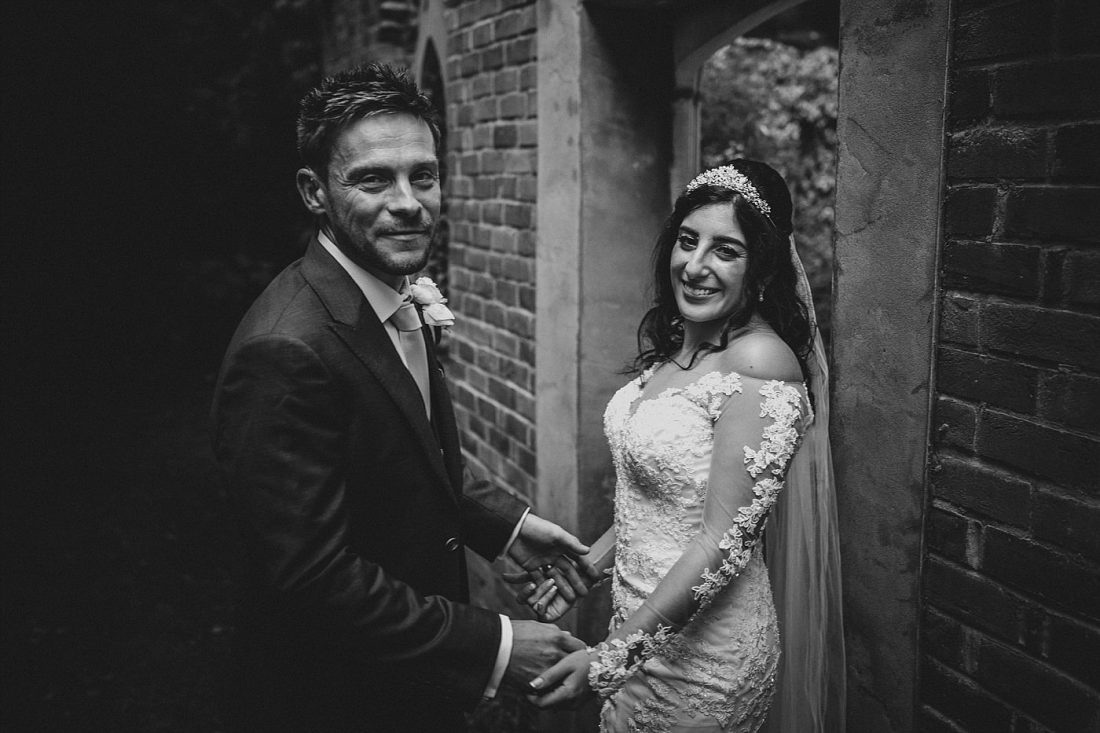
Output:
top-left (832, 0), bottom-right (950, 730)
top-left (535, 0), bottom-right (672, 637)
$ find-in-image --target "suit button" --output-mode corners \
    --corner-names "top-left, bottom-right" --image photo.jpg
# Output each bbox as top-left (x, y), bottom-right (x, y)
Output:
top-left (444, 537), bottom-right (461, 552)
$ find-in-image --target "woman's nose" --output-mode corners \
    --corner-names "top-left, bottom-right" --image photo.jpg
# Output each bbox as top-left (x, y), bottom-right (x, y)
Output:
top-left (683, 250), bottom-right (709, 278)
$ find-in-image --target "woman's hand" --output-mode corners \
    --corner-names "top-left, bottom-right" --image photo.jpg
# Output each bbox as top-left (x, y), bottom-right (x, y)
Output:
top-left (503, 570), bottom-right (575, 621)
top-left (526, 648), bottom-right (596, 709)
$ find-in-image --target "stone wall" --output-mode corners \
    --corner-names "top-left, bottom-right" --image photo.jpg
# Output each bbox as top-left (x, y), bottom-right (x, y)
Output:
top-left (443, 0), bottom-right (540, 501)
top-left (921, 1), bottom-right (1100, 730)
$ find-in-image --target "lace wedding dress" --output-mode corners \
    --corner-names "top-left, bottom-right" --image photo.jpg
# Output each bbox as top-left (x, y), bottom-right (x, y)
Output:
top-left (593, 365), bottom-right (811, 733)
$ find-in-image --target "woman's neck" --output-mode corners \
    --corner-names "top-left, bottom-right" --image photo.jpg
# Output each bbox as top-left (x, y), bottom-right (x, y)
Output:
top-left (678, 313), bottom-right (766, 362)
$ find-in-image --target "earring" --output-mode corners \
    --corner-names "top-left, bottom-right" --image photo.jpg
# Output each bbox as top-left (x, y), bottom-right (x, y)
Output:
top-left (758, 290), bottom-right (765, 303)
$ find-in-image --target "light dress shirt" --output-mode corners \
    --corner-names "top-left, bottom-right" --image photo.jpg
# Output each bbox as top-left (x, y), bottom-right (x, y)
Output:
top-left (318, 230), bottom-right (528, 699)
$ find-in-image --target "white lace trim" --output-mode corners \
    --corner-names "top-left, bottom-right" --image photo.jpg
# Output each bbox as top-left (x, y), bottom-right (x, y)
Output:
top-left (693, 381), bottom-right (804, 606)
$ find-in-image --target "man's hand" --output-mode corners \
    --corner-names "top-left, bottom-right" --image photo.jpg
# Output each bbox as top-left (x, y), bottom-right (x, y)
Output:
top-left (527, 648), bottom-right (596, 709)
top-left (505, 620), bottom-right (586, 687)
top-left (507, 514), bottom-right (603, 610)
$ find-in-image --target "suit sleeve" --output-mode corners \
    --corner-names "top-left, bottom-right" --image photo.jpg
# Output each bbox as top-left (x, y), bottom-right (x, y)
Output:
top-left (212, 333), bottom-right (500, 707)
top-left (459, 477), bottom-right (529, 560)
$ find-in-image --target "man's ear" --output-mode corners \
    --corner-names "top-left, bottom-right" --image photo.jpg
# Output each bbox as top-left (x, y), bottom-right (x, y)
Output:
top-left (296, 167), bottom-right (327, 216)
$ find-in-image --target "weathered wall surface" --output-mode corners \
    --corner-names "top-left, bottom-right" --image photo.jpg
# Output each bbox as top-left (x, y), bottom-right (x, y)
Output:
top-left (832, 0), bottom-right (950, 730)
top-left (920, 1), bottom-right (1100, 731)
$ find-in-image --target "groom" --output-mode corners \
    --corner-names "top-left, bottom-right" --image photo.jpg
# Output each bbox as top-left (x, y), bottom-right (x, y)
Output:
top-left (211, 64), bottom-right (593, 732)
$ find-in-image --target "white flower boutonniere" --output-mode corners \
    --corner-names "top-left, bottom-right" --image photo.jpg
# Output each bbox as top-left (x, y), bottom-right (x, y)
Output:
top-left (409, 277), bottom-right (455, 328)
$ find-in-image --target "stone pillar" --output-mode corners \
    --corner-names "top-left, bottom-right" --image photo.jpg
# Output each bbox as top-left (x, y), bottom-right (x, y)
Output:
top-left (832, 0), bottom-right (950, 730)
top-left (535, 0), bottom-right (673, 641)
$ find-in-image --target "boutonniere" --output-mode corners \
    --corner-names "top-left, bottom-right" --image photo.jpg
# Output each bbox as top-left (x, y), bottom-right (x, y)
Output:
top-left (409, 277), bottom-right (455, 328)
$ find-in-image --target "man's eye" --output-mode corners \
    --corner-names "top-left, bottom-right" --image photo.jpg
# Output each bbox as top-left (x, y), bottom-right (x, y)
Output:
top-left (358, 176), bottom-right (389, 190)
top-left (412, 171), bottom-right (439, 188)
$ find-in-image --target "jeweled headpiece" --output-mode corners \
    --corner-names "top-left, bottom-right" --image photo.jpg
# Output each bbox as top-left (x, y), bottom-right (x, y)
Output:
top-left (684, 165), bottom-right (772, 217)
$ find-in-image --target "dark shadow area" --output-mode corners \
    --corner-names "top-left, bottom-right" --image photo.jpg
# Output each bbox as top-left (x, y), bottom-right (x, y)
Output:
top-left (3, 1), bottom-right (319, 729)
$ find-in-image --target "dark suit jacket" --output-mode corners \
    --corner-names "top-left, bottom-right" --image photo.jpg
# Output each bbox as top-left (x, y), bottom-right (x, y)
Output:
top-left (211, 238), bottom-right (528, 732)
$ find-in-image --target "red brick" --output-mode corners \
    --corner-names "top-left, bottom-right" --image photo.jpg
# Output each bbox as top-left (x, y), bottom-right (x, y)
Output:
top-left (1052, 123), bottom-right (1100, 183)
top-left (974, 636), bottom-right (1100, 732)
top-left (480, 45), bottom-right (503, 71)
top-left (505, 36), bottom-right (535, 65)
top-left (936, 347), bottom-right (1038, 414)
top-left (983, 302), bottom-right (1100, 371)
top-left (926, 506), bottom-right (970, 565)
top-left (1038, 371), bottom-right (1100, 433)
top-left (1057, 0), bottom-right (1100, 55)
top-left (932, 454), bottom-right (1032, 526)
top-left (934, 396), bottom-right (977, 453)
top-left (949, 68), bottom-right (991, 128)
top-left (506, 309), bottom-right (533, 338)
top-left (924, 557), bottom-right (1024, 643)
top-left (1047, 611), bottom-right (1100, 691)
top-left (940, 293), bottom-right (980, 347)
top-left (954, 1), bottom-right (1052, 63)
top-left (1032, 488), bottom-right (1100, 561)
top-left (922, 607), bottom-right (969, 672)
top-left (993, 57), bottom-right (1100, 120)
top-left (942, 240), bottom-right (1041, 298)
top-left (918, 705), bottom-right (967, 733)
top-left (1062, 249), bottom-right (1100, 308)
top-left (1003, 186), bottom-right (1100, 243)
top-left (982, 526), bottom-right (1100, 620)
top-left (921, 657), bottom-right (1013, 732)
top-left (979, 408), bottom-right (1100, 493)
top-left (492, 123), bottom-right (517, 148)
top-left (944, 186), bottom-right (996, 238)
top-left (947, 127), bottom-right (1049, 180)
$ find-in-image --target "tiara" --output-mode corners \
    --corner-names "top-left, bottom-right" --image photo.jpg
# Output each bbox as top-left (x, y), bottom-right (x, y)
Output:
top-left (684, 165), bottom-right (772, 216)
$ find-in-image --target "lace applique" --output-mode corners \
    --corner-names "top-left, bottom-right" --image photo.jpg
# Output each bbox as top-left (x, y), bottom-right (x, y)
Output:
top-left (693, 382), bottom-right (804, 607)
top-left (679, 370), bottom-right (743, 420)
top-left (588, 625), bottom-right (676, 699)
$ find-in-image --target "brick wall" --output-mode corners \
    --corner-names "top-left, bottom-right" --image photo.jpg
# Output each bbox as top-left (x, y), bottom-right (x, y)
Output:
top-left (323, 0), bottom-right (418, 70)
top-left (922, 1), bottom-right (1100, 731)
top-left (443, 0), bottom-right (539, 500)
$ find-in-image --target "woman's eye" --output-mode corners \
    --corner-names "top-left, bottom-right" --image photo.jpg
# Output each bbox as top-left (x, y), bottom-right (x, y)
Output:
top-left (715, 246), bottom-right (742, 259)
top-left (676, 235), bottom-right (697, 250)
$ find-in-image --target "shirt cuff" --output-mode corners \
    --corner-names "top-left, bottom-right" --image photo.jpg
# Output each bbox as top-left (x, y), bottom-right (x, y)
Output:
top-left (482, 614), bottom-right (513, 699)
top-left (500, 507), bottom-right (531, 560)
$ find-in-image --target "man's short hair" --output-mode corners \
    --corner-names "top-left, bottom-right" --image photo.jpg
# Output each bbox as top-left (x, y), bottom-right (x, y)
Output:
top-left (296, 63), bottom-right (442, 178)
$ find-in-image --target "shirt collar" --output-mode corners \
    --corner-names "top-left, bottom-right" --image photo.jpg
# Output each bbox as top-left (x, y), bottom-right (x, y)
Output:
top-left (317, 229), bottom-right (409, 324)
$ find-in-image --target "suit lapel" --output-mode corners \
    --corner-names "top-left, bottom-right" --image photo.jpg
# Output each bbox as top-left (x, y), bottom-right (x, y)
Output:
top-left (301, 238), bottom-right (456, 503)
top-left (426, 336), bottom-right (464, 492)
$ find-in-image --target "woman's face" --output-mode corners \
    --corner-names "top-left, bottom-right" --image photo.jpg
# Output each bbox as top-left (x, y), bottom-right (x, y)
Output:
top-left (669, 202), bottom-right (750, 329)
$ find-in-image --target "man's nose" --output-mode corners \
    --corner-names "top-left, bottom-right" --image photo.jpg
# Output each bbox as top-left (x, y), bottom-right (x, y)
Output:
top-left (387, 178), bottom-right (422, 217)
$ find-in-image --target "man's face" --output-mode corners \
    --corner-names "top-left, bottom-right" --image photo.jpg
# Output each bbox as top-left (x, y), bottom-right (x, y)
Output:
top-left (302, 113), bottom-right (441, 286)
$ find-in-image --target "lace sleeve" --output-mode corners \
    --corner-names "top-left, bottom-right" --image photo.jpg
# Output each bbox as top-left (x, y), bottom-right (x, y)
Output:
top-left (588, 378), bottom-right (808, 699)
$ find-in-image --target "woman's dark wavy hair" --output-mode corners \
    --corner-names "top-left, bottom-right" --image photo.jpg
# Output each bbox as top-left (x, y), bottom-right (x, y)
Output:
top-left (630, 159), bottom-right (814, 379)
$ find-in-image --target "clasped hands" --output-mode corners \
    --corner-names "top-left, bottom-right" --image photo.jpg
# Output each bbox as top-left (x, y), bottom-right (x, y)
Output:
top-left (503, 514), bottom-right (603, 708)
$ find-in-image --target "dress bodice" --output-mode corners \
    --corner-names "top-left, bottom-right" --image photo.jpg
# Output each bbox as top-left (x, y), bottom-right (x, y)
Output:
top-left (596, 365), bottom-right (811, 732)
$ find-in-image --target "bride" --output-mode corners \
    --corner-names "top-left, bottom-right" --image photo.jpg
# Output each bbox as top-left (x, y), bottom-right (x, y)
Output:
top-left (513, 160), bottom-right (845, 732)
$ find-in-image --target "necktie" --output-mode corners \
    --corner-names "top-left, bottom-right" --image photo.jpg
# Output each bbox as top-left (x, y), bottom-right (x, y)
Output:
top-left (389, 300), bottom-right (432, 420)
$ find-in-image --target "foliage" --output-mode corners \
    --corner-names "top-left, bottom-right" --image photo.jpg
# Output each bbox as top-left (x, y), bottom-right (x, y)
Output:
top-left (700, 38), bottom-right (838, 343)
